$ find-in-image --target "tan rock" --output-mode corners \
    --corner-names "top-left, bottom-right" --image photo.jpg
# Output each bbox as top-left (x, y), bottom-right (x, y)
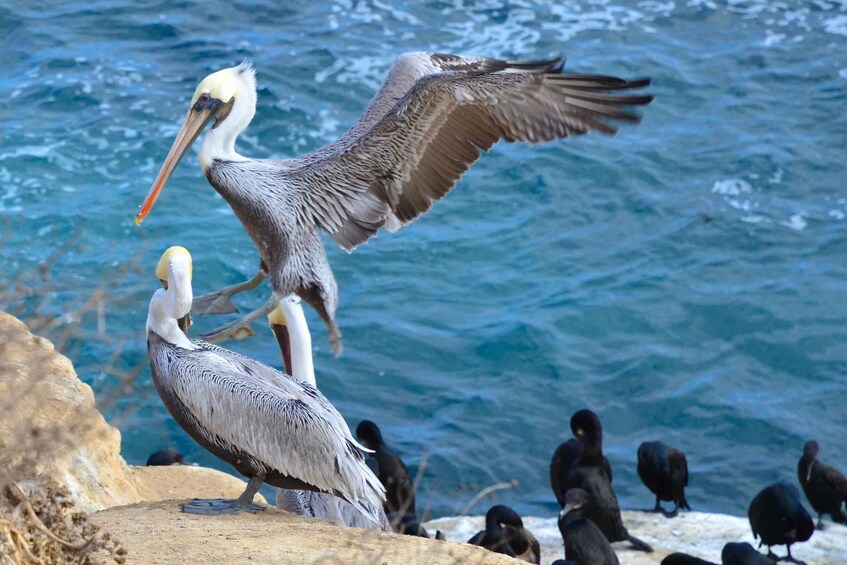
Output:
top-left (128, 465), bottom-right (269, 503)
top-left (0, 311), bottom-right (144, 512)
top-left (0, 311), bottom-right (268, 511)
top-left (90, 500), bottom-right (518, 565)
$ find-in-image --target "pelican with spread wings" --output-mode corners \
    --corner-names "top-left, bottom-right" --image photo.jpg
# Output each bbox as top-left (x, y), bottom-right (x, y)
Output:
top-left (135, 53), bottom-right (653, 353)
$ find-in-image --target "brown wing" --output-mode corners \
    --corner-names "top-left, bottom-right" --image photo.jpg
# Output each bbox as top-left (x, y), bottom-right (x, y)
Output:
top-left (284, 55), bottom-right (652, 251)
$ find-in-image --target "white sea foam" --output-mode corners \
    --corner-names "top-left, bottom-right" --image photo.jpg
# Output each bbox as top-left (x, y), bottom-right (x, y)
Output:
top-left (314, 55), bottom-right (389, 90)
top-left (781, 212), bottom-right (808, 231)
top-left (711, 178), bottom-right (753, 196)
top-left (763, 30), bottom-right (786, 46)
top-left (823, 14), bottom-right (847, 36)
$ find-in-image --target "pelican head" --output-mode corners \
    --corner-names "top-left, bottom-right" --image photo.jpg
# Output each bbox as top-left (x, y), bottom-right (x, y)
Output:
top-left (147, 246), bottom-right (195, 344)
top-left (135, 62), bottom-right (257, 225)
top-left (156, 245), bottom-right (193, 288)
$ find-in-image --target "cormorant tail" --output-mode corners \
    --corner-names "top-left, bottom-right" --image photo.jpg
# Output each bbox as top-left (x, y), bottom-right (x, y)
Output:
top-left (625, 533), bottom-right (653, 552)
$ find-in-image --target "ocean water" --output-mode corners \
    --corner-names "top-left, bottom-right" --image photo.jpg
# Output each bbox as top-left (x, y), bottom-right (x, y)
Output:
top-left (2, 0), bottom-right (846, 522)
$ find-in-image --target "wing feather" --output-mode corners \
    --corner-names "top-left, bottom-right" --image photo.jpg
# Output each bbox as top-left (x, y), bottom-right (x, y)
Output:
top-left (169, 345), bottom-right (384, 508)
top-left (279, 53), bottom-right (651, 251)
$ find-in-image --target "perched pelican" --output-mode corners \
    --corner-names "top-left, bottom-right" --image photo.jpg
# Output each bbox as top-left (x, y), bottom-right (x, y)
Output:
top-left (146, 246), bottom-right (385, 518)
top-left (135, 53), bottom-right (654, 353)
top-left (267, 296), bottom-right (390, 530)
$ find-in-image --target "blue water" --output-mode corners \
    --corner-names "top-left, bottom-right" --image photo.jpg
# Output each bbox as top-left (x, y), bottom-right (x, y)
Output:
top-left (2, 1), bottom-right (846, 521)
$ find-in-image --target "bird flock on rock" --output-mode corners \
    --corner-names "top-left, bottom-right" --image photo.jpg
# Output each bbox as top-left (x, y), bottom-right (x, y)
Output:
top-left (133, 51), bottom-right (845, 565)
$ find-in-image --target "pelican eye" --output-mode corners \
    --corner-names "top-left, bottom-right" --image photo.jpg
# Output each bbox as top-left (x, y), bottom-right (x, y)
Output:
top-left (193, 93), bottom-right (215, 111)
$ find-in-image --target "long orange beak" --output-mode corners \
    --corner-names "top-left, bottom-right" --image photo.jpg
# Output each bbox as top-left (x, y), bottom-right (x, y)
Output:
top-left (135, 107), bottom-right (215, 225)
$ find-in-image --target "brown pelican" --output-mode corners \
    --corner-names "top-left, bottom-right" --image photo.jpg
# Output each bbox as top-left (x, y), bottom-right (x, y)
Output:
top-left (136, 53), bottom-right (653, 353)
top-left (146, 246), bottom-right (385, 518)
top-left (267, 296), bottom-right (390, 530)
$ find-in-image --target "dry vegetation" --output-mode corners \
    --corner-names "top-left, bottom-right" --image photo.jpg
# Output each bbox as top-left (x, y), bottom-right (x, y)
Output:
top-left (0, 227), bottom-right (143, 564)
top-left (0, 482), bottom-right (126, 564)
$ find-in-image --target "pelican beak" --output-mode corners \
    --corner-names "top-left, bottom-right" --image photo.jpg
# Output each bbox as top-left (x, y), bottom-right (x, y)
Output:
top-left (135, 106), bottom-right (217, 225)
top-left (270, 323), bottom-right (293, 376)
top-left (177, 313), bottom-right (192, 334)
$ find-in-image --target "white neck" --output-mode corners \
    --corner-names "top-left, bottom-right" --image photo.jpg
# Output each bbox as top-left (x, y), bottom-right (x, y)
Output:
top-left (280, 297), bottom-right (315, 387)
top-left (199, 93), bottom-right (256, 171)
top-left (146, 262), bottom-right (196, 350)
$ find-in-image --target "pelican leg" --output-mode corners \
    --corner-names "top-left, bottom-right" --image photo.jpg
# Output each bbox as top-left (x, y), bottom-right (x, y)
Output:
top-left (200, 295), bottom-right (278, 343)
top-left (192, 262), bottom-right (268, 316)
top-left (297, 286), bottom-right (343, 357)
top-left (181, 475), bottom-right (267, 515)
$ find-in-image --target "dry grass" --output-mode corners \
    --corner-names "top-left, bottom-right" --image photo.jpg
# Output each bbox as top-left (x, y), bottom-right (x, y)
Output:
top-left (0, 482), bottom-right (126, 564)
top-left (0, 227), bottom-right (145, 564)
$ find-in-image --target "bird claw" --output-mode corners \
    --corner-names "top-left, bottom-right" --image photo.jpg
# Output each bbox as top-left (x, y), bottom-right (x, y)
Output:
top-left (181, 497), bottom-right (267, 515)
top-left (201, 320), bottom-right (258, 343)
top-left (192, 293), bottom-right (240, 316)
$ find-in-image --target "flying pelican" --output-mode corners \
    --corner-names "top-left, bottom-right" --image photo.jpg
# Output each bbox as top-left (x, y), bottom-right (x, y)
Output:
top-left (135, 53), bottom-right (654, 353)
top-left (267, 296), bottom-right (390, 530)
top-left (146, 245), bottom-right (385, 518)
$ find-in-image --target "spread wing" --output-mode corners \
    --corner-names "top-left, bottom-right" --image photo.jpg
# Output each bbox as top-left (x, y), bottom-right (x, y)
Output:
top-left (280, 51), bottom-right (653, 251)
top-left (169, 344), bottom-right (385, 510)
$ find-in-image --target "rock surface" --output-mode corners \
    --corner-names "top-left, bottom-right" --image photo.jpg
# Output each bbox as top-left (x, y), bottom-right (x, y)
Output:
top-left (89, 500), bottom-right (516, 565)
top-left (4, 311), bottom-right (845, 564)
top-left (0, 311), bottom-right (144, 512)
top-left (0, 311), bottom-right (504, 563)
top-left (427, 510), bottom-right (847, 565)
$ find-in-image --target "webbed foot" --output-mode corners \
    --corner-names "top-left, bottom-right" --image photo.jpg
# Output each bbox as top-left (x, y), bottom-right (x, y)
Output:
top-left (193, 292), bottom-right (239, 316)
top-left (200, 298), bottom-right (278, 343)
top-left (201, 318), bottom-right (258, 343)
top-left (192, 267), bottom-right (268, 316)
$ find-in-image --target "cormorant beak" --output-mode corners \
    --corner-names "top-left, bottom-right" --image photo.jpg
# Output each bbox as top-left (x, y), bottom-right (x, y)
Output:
top-left (560, 502), bottom-right (576, 518)
top-left (135, 98), bottom-right (227, 225)
top-left (575, 428), bottom-right (584, 437)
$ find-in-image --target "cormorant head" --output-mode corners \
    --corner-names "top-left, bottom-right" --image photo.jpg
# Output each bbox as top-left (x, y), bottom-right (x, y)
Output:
top-left (355, 420), bottom-right (384, 450)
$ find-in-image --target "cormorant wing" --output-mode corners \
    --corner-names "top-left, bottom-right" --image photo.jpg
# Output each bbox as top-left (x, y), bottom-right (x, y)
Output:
top-left (670, 450), bottom-right (689, 487)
